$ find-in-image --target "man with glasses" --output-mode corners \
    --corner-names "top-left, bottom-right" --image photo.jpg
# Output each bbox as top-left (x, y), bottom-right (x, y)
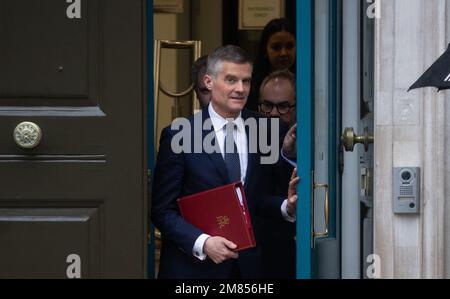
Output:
top-left (258, 70), bottom-right (297, 278)
top-left (258, 70), bottom-right (296, 126)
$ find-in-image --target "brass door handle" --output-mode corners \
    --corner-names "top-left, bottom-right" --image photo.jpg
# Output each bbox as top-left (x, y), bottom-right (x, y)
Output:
top-left (341, 127), bottom-right (374, 152)
top-left (13, 122), bottom-right (42, 149)
top-left (313, 183), bottom-right (330, 239)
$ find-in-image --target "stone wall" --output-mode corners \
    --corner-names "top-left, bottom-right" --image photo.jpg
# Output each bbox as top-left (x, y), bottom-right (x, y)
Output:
top-left (375, 0), bottom-right (448, 278)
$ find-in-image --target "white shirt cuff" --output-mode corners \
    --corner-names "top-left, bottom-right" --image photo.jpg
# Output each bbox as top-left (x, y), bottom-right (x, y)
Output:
top-left (281, 199), bottom-right (296, 222)
top-left (193, 234), bottom-right (210, 260)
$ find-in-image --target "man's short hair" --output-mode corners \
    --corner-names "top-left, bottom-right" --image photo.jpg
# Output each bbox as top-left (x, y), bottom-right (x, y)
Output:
top-left (259, 70), bottom-right (296, 100)
top-left (206, 45), bottom-right (253, 78)
top-left (191, 55), bottom-right (208, 87)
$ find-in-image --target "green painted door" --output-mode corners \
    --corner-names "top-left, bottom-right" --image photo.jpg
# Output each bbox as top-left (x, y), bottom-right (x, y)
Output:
top-left (297, 0), bottom-right (342, 279)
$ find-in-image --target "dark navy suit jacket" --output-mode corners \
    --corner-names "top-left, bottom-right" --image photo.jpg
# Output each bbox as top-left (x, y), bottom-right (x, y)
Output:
top-left (151, 108), bottom-right (293, 279)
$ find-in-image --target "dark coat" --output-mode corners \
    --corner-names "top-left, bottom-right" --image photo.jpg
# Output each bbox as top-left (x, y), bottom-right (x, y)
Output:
top-left (151, 107), bottom-right (293, 279)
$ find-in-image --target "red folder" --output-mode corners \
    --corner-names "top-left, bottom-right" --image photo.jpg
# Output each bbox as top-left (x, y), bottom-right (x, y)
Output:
top-left (177, 182), bottom-right (256, 251)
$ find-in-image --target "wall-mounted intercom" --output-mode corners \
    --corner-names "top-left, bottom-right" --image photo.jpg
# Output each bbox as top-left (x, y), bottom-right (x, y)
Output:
top-left (393, 167), bottom-right (420, 214)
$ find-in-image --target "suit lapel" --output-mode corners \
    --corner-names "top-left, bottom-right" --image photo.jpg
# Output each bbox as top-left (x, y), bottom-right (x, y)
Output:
top-left (201, 108), bottom-right (230, 184)
top-left (243, 110), bottom-right (258, 189)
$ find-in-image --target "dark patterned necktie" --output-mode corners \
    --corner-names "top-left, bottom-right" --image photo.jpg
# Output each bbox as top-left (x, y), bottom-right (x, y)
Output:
top-left (223, 121), bottom-right (241, 183)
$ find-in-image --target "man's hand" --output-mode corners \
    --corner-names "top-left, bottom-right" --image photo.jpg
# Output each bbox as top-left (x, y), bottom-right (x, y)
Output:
top-left (283, 124), bottom-right (297, 159)
top-left (203, 236), bottom-right (239, 264)
top-left (287, 168), bottom-right (299, 217)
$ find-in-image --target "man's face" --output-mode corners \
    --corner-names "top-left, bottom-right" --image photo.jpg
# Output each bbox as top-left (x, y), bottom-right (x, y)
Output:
top-left (259, 78), bottom-right (296, 125)
top-left (194, 69), bottom-right (211, 109)
top-left (204, 61), bottom-right (252, 118)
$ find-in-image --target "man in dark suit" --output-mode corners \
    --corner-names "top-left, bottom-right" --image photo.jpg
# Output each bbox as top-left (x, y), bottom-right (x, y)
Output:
top-left (191, 55), bottom-right (211, 109)
top-left (151, 45), bottom-right (298, 279)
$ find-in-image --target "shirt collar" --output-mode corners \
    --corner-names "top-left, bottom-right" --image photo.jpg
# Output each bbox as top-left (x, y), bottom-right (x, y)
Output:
top-left (208, 103), bottom-right (244, 133)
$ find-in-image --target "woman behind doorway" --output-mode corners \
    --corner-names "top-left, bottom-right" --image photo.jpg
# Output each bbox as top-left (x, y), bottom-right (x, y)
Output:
top-left (245, 18), bottom-right (297, 112)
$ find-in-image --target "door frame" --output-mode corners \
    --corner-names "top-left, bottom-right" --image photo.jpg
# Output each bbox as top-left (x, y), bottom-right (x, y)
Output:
top-left (296, 0), bottom-right (314, 279)
top-left (296, 0), bottom-right (342, 279)
top-left (341, 0), bottom-right (362, 279)
top-left (147, 0), bottom-right (155, 279)
top-left (146, 0), bottom-right (344, 279)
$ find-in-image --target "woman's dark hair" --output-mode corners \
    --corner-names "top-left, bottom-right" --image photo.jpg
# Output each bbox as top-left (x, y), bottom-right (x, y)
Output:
top-left (256, 18), bottom-right (296, 75)
top-left (246, 18), bottom-right (296, 111)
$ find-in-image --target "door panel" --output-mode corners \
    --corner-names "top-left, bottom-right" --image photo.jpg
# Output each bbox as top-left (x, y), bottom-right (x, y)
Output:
top-left (360, 0), bottom-right (375, 277)
top-left (340, 0), bottom-right (375, 278)
top-left (0, 0), bottom-right (88, 97)
top-left (296, 0), bottom-right (314, 279)
top-left (0, 208), bottom-right (100, 278)
top-left (0, 0), bottom-right (147, 278)
top-left (297, 0), bottom-right (342, 279)
top-left (0, 0), bottom-right (98, 105)
top-left (312, 0), bottom-right (341, 279)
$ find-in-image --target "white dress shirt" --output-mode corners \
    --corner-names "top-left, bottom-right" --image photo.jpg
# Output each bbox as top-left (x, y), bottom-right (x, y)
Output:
top-left (208, 103), bottom-right (248, 184)
top-left (192, 103), bottom-right (295, 261)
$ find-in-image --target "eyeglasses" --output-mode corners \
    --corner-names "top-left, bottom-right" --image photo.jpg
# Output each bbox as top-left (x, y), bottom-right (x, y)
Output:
top-left (259, 101), bottom-right (296, 115)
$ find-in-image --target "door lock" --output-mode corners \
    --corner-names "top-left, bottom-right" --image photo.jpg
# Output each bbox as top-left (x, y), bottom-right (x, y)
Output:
top-left (341, 127), bottom-right (374, 152)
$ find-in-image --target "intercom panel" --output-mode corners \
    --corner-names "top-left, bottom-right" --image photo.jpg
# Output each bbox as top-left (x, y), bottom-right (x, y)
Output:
top-left (393, 167), bottom-right (420, 214)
